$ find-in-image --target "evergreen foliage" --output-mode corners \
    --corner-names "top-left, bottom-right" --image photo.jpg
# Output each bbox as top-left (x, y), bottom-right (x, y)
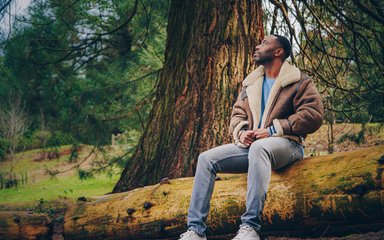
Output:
top-left (0, 0), bottom-right (169, 149)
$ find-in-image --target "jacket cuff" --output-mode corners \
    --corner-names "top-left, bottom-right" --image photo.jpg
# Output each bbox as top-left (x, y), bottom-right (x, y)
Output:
top-left (272, 119), bottom-right (284, 136)
top-left (233, 120), bottom-right (249, 143)
top-left (267, 125), bottom-right (276, 136)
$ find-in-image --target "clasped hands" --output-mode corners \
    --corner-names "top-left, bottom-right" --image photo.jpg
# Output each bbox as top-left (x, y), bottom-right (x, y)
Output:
top-left (239, 128), bottom-right (269, 146)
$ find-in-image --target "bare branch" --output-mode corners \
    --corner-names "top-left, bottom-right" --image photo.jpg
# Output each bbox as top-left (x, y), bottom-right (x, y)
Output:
top-left (0, 94), bottom-right (29, 162)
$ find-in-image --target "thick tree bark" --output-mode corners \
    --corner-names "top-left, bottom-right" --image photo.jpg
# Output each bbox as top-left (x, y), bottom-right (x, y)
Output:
top-left (113, 0), bottom-right (264, 192)
top-left (64, 146), bottom-right (384, 239)
top-left (0, 211), bottom-right (51, 240)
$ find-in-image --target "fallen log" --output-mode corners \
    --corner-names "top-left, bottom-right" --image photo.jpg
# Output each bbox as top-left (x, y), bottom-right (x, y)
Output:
top-left (0, 211), bottom-right (51, 240)
top-left (64, 145), bottom-right (384, 239)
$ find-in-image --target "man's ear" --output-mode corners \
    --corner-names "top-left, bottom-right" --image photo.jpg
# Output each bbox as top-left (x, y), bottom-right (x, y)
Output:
top-left (274, 48), bottom-right (284, 58)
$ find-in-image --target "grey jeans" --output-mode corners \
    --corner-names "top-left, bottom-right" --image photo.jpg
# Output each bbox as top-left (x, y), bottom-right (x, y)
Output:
top-left (187, 137), bottom-right (304, 235)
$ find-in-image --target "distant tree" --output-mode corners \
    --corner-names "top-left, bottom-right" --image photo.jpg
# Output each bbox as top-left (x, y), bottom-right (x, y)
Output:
top-left (0, 95), bottom-right (29, 162)
top-left (1, 0), bottom-right (169, 145)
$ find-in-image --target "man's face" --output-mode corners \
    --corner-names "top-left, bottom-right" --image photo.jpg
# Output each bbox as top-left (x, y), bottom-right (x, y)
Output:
top-left (253, 35), bottom-right (280, 65)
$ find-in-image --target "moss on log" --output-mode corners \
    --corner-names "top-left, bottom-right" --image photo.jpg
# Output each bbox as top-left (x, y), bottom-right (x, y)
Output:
top-left (0, 211), bottom-right (51, 240)
top-left (64, 145), bottom-right (384, 239)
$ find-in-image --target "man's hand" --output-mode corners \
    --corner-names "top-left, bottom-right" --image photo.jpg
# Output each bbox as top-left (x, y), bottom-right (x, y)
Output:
top-left (239, 130), bottom-right (255, 146)
top-left (252, 128), bottom-right (270, 140)
top-left (239, 128), bottom-right (270, 146)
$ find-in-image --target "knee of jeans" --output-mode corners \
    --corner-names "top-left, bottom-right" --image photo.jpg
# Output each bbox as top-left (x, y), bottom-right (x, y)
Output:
top-left (249, 140), bottom-right (265, 153)
top-left (249, 141), bottom-right (270, 162)
top-left (197, 151), bottom-right (213, 168)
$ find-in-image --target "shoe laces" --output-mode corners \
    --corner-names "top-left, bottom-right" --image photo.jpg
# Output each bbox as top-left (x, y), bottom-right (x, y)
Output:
top-left (233, 225), bottom-right (254, 239)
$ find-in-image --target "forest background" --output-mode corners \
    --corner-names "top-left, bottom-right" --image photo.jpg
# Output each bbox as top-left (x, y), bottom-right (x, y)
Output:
top-left (0, 0), bottom-right (383, 238)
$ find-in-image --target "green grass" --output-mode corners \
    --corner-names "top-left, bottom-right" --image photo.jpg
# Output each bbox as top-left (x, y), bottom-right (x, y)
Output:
top-left (0, 174), bottom-right (119, 205)
top-left (0, 145), bottom-right (73, 174)
top-left (0, 145), bottom-right (124, 208)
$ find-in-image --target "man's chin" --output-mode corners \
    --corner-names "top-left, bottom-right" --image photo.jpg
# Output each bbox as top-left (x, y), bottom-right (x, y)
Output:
top-left (254, 59), bottom-right (264, 65)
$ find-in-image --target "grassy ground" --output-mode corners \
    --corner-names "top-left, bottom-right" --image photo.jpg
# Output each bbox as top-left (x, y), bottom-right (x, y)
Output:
top-left (0, 145), bottom-right (124, 210)
top-left (0, 174), bottom-right (118, 206)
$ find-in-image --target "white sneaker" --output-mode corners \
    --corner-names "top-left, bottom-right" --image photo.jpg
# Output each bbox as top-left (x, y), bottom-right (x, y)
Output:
top-left (232, 225), bottom-right (260, 240)
top-left (179, 230), bottom-right (207, 240)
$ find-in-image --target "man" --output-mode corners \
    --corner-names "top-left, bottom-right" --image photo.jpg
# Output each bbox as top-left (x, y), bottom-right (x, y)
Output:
top-left (179, 35), bottom-right (324, 240)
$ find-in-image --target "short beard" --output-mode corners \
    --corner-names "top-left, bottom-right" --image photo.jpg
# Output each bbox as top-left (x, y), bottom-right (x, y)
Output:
top-left (254, 55), bottom-right (273, 65)
top-left (254, 58), bottom-right (266, 65)
top-left (255, 58), bottom-right (268, 65)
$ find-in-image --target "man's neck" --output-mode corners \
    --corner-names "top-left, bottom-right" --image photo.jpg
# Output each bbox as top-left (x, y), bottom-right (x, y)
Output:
top-left (263, 60), bottom-right (284, 79)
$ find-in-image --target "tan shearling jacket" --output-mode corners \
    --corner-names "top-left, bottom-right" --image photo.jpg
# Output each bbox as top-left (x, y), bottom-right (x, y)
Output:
top-left (230, 61), bottom-right (324, 147)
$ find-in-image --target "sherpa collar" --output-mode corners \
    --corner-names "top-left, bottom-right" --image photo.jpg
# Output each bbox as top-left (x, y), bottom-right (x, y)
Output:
top-left (242, 61), bottom-right (301, 88)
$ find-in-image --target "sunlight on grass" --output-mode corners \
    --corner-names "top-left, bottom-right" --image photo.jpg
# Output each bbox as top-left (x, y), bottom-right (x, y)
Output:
top-left (0, 145), bottom-right (127, 207)
top-left (0, 173), bottom-right (120, 205)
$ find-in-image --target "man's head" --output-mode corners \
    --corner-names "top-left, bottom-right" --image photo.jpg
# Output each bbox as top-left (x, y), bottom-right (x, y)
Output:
top-left (272, 34), bottom-right (291, 60)
top-left (253, 35), bottom-right (291, 65)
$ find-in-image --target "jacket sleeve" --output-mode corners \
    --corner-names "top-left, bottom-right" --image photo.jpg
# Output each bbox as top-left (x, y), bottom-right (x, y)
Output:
top-left (229, 87), bottom-right (249, 144)
top-left (272, 79), bottom-right (324, 136)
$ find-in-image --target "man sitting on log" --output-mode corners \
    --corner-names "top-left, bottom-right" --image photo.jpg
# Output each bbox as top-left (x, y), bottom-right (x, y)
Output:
top-left (178, 35), bottom-right (324, 240)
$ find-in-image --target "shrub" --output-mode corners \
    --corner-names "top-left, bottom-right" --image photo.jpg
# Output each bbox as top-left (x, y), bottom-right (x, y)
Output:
top-left (21, 130), bottom-right (77, 150)
top-left (22, 130), bottom-right (52, 150)
top-left (47, 131), bottom-right (76, 147)
top-left (0, 137), bottom-right (10, 160)
top-left (337, 129), bottom-right (365, 144)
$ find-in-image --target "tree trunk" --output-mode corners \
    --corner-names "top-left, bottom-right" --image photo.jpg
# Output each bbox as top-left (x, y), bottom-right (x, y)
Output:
top-left (0, 211), bottom-right (51, 240)
top-left (64, 146), bottom-right (384, 239)
top-left (113, 0), bottom-right (264, 192)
